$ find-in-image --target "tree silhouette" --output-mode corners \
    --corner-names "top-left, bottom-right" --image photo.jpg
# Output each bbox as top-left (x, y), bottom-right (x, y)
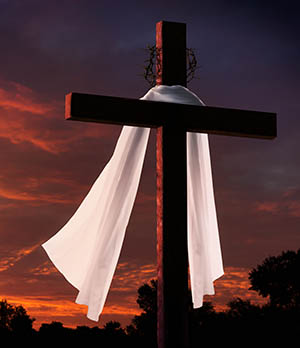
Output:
top-left (103, 320), bottom-right (126, 337)
top-left (249, 249), bottom-right (300, 308)
top-left (0, 299), bottom-right (35, 336)
top-left (102, 320), bottom-right (127, 344)
top-left (10, 304), bottom-right (36, 335)
top-left (127, 279), bottom-right (157, 348)
top-left (39, 320), bottom-right (64, 333)
top-left (246, 250), bottom-right (300, 345)
top-left (136, 279), bottom-right (157, 315)
top-left (226, 298), bottom-right (262, 320)
top-left (0, 299), bottom-right (14, 331)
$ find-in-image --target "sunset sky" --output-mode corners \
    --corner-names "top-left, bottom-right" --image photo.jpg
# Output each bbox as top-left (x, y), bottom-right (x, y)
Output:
top-left (0, 0), bottom-right (299, 330)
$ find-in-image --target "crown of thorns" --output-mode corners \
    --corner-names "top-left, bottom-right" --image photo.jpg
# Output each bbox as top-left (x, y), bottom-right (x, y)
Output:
top-left (143, 45), bottom-right (199, 87)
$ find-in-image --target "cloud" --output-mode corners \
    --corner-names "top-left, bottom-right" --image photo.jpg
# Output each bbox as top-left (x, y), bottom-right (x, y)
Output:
top-left (0, 80), bottom-right (62, 153)
top-left (0, 295), bottom-right (89, 329)
top-left (29, 261), bottom-right (59, 276)
top-left (0, 243), bottom-right (40, 272)
top-left (0, 169), bottom-right (88, 206)
top-left (0, 79), bottom-right (120, 154)
top-left (135, 192), bottom-right (155, 205)
top-left (287, 201), bottom-right (300, 217)
top-left (0, 185), bottom-right (75, 204)
top-left (0, 260), bottom-right (157, 329)
top-left (254, 188), bottom-right (300, 218)
top-left (207, 266), bottom-right (268, 311)
top-left (0, 263), bottom-right (269, 330)
top-left (0, 81), bottom-right (54, 114)
top-left (110, 262), bottom-right (156, 293)
top-left (256, 201), bottom-right (279, 214)
top-left (0, 293), bottom-right (142, 330)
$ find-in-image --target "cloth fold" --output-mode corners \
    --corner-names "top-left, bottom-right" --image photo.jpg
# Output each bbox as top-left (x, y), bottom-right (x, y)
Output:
top-left (42, 85), bottom-right (224, 321)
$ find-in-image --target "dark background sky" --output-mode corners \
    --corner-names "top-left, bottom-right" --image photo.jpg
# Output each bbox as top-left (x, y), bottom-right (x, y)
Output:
top-left (0, 0), bottom-right (299, 329)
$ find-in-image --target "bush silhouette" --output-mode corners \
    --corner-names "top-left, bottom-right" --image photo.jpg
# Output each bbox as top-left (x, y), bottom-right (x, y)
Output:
top-left (249, 249), bottom-right (300, 308)
top-left (0, 299), bottom-right (35, 336)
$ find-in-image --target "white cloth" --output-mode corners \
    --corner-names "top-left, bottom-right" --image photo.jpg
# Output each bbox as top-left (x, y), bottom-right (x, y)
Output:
top-left (42, 85), bottom-right (224, 321)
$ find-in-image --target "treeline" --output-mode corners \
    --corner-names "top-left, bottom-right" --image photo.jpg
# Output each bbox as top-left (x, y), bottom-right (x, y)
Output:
top-left (1, 249), bottom-right (300, 346)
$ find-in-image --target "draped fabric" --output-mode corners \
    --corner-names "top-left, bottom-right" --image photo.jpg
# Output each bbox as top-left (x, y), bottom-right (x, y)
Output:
top-left (42, 85), bottom-right (224, 321)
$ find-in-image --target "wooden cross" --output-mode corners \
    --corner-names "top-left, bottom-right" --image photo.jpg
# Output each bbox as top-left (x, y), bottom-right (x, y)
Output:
top-left (65, 21), bottom-right (276, 348)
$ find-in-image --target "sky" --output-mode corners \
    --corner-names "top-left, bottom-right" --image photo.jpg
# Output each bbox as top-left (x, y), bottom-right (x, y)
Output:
top-left (0, 0), bottom-right (299, 330)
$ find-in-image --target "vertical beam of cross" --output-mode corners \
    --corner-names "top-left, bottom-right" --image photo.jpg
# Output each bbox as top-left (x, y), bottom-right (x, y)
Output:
top-left (156, 21), bottom-right (189, 348)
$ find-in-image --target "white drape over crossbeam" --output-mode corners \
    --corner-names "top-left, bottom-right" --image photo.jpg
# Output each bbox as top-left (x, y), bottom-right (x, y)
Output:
top-left (42, 85), bottom-right (224, 322)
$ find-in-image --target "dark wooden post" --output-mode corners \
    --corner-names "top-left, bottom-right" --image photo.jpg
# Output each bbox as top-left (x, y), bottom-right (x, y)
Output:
top-left (156, 21), bottom-right (189, 348)
top-left (156, 21), bottom-right (187, 87)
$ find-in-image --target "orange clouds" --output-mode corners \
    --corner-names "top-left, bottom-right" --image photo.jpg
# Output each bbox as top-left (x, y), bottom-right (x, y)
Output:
top-left (287, 201), bottom-right (300, 217)
top-left (110, 262), bottom-right (157, 292)
top-left (254, 187), bottom-right (300, 218)
top-left (135, 192), bottom-right (155, 205)
top-left (0, 81), bottom-right (54, 115)
top-left (0, 79), bottom-right (120, 154)
top-left (0, 244), bottom-right (40, 272)
top-left (0, 261), bottom-right (156, 329)
top-left (0, 106), bottom-right (75, 155)
top-left (0, 172), bottom-right (86, 206)
top-left (0, 81), bottom-right (62, 153)
top-left (0, 185), bottom-right (74, 204)
top-left (255, 198), bottom-right (300, 218)
top-left (30, 261), bottom-right (60, 276)
top-left (0, 295), bottom-right (89, 329)
top-left (0, 293), bottom-right (143, 330)
top-left (210, 266), bottom-right (268, 311)
top-left (256, 201), bottom-right (279, 214)
top-left (1, 260), bottom-right (155, 328)
top-left (0, 262), bottom-right (268, 330)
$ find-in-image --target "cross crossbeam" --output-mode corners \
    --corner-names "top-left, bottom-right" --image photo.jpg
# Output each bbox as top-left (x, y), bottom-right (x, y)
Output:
top-left (66, 92), bottom-right (276, 138)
